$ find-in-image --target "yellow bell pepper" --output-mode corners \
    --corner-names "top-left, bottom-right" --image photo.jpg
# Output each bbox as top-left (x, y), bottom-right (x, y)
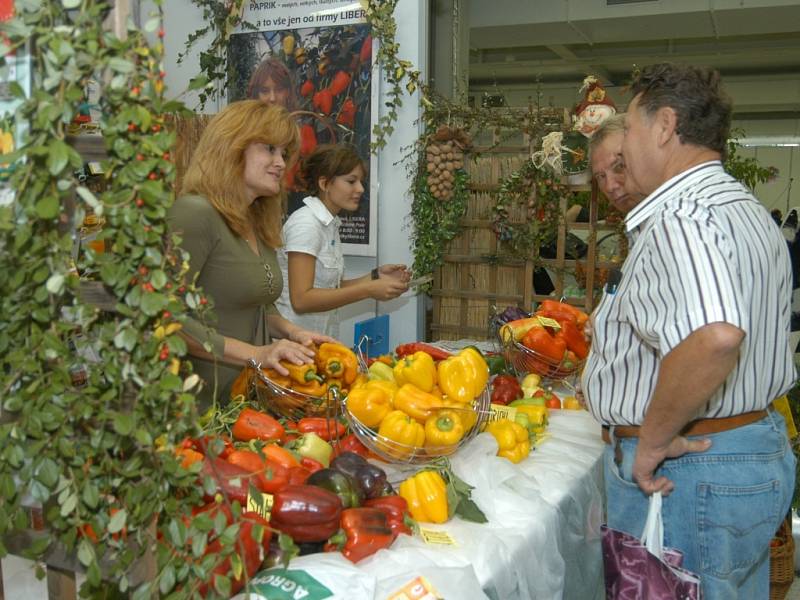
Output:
top-left (424, 409), bottom-right (464, 447)
top-left (368, 361), bottom-right (395, 383)
top-left (346, 385), bottom-right (392, 428)
top-left (394, 384), bottom-right (442, 423)
top-left (437, 347), bottom-right (489, 404)
top-left (316, 342), bottom-right (359, 384)
top-left (377, 410), bottom-right (425, 458)
top-left (509, 403), bottom-right (548, 436)
top-left (292, 379), bottom-right (328, 397)
top-left (393, 351), bottom-right (437, 392)
top-left (439, 397), bottom-right (478, 430)
top-left (485, 418), bottom-right (531, 463)
top-left (398, 470), bottom-right (449, 524)
top-left (283, 362), bottom-right (323, 386)
top-left (364, 379), bottom-right (398, 405)
top-left (350, 373), bottom-right (368, 389)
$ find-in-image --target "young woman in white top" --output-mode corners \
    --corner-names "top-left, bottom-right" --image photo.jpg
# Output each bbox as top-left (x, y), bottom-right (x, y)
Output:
top-left (276, 144), bottom-right (410, 338)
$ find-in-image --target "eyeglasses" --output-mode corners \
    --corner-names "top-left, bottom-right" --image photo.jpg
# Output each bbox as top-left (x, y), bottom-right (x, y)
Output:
top-left (594, 154), bottom-right (625, 184)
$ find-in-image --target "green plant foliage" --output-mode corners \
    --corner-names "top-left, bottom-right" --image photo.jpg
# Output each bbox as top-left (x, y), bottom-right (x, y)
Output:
top-left (724, 129), bottom-right (778, 192)
top-left (0, 3), bottom-right (250, 598)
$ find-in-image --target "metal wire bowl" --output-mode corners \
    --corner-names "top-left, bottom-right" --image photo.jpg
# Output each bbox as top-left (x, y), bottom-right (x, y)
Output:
top-left (247, 358), bottom-right (341, 422)
top-left (500, 332), bottom-right (584, 380)
top-left (341, 386), bottom-right (492, 464)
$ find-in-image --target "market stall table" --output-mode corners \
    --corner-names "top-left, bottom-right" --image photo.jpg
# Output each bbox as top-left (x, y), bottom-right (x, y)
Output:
top-left (1, 411), bottom-right (604, 600)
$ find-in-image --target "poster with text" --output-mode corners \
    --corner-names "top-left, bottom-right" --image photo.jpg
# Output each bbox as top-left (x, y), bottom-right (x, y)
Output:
top-left (230, 1), bottom-right (376, 256)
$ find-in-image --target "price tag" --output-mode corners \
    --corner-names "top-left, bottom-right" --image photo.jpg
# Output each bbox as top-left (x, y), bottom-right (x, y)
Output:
top-left (536, 316), bottom-right (561, 330)
top-left (487, 403), bottom-right (517, 423)
top-left (418, 527), bottom-right (457, 546)
top-left (385, 575), bottom-right (442, 600)
top-left (246, 490), bottom-right (274, 520)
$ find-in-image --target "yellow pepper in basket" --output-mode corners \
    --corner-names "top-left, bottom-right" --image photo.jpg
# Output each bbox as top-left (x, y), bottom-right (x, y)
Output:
top-left (440, 397), bottom-right (479, 431)
top-left (485, 418), bottom-right (531, 464)
top-left (347, 385), bottom-right (392, 428)
top-left (364, 379), bottom-right (398, 405)
top-left (393, 351), bottom-right (437, 392)
top-left (394, 384), bottom-right (441, 423)
top-left (293, 379), bottom-right (328, 397)
top-left (399, 470), bottom-right (448, 524)
top-left (316, 342), bottom-right (359, 385)
top-left (283, 362), bottom-right (323, 386)
top-left (424, 409), bottom-right (464, 447)
top-left (437, 348), bottom-right (489, 404)
top-left (377, 410), bottom-right (425, 458)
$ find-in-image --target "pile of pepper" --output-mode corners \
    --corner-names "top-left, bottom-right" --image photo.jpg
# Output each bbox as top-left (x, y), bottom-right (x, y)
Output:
top-left (230, 342), bottom-right (362, 401)
top-left (499, 300), bottom-right (590, 378)
top-left (346, 345), bottom-right (489, 459)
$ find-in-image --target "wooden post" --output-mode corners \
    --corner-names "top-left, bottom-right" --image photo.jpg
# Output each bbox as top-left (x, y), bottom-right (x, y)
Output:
top-left (46, 566), bottom-right (77, 600)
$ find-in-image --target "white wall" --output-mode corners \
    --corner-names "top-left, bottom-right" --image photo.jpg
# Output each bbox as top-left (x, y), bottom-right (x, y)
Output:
top-left (156, 1), bottom-right (427, 348)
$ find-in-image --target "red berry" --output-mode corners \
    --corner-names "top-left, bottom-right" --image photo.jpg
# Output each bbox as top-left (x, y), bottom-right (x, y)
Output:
top-left (165, 282), bottom-right (172, 290)
top-left (138, 266), bottom-right (148, 276)
top-left (199, 297), bottom-right (208, 306)
top-left (131, 87), bottom-right (140, 96)
top-left (136, 153), bottom-right (144, 161)
top-left (148, 172), bottom-right (158, 180)
top-left (143, 226), bottom-right (151, 232)
top-left (127, 123), bottom-right (137, 132)
top-left (151, 124), bottom-right (161, 132)
top-left (158, 28), bottom-right (165, 38)
top-left (162, 311), bottom-right (171, 319)
top-left (178, 286), bottom-right (186, 294)
top-left (135, 198), bottom-right (144, 207)
top-left (162, 152), bottom-right (170, 160)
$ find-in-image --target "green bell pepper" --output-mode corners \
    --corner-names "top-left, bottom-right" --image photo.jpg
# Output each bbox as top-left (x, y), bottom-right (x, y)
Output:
top-left (306, 468), bottom-right (364, 508)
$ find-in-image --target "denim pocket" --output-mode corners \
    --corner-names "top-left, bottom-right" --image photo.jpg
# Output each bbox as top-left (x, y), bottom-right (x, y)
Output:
top-left (697, 479), bottom-right (780, 577)
top-left (604, 440), bottom-right (640, 490)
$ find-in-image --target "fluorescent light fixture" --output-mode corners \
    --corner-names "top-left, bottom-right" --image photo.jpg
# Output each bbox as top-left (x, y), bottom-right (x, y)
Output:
top-left (734, 136), bottom-right (800, 148)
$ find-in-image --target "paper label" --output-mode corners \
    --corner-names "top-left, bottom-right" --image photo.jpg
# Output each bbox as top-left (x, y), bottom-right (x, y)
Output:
top-left (536, 316), bottom-right (561, 330)
top-left (487, 403), bottom-right (517, 423)
top-left (246, 490), bottom-right (274, 521)
top-left (418, 528), bottom-right (457, 546)
top-left (385, 575), bottom-right (443, 600)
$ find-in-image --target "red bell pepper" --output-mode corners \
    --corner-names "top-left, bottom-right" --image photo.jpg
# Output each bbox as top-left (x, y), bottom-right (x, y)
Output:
top-left (231, 408), bottom-right (285, 443)
top-left (491, 374), bottom-right (523, 405)
top-left (182, 435), bottom-right (233, 459)
top-left (300, 456), bottom-right (325, 474)
top-left (329, 71), bottom-right (352, 96)
top-left (537, 299), bottom-right (589, 327)
top-left (364, 495), bottom-right (414, 537)
top-left (324, 507), bottom-right (395, 563)
top-left (271, 484), bottom-right (343, 542)
top-left (521, 327), bottom-right (567, 364)
top-left (200, 457), bottom-right (251, 506)
top-left (557, 319), bottom-right (589, 360)
top-left (394, 343), bottom-right (451, 361)
top-left (288, 466), bottom-right (312, 485)
top-left (336, 97), bottom-right (356, 127)
top-left (334, 433), bottom-right (370, 459)
top-left (300, 80), bottom-right (315, 97)
top-left (299, 124), bottom-right (317, 156)
top-left (360, 35), bottom-right (372, 64)
top-left (312, 88), bottom-right (334, 115)
top-left (297, 417), bottom-right (346, 442)
top-left (226, 449), bottom-right (290, 494)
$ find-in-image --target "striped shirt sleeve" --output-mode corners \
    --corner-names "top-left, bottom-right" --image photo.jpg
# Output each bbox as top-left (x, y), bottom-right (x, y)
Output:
top-left (631, 212), bottom-right (746, 356)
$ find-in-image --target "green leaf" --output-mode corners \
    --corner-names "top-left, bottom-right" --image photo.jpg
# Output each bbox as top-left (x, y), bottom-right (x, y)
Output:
top-left (454, 496), bottom-right (488, 523)
top-left (60, 492), bottom-right (77, 517)
top-left (159, 563), bottom-right (176, 595)
top-left (113, 412), bottom-right (134, 436)
top-left (187, 75), bottom-right (210, 91)
top-left (77, 539), bottom-right (94, 567)
top-left (140, 292), bottom-right (168, 316)
top-left (34, 195), bottom-right (59, 219)
top-left (113, 328), bottom-right (137, 352)
top-left (47, 140), bottom-right (70, 176)
top-left (213, 574), bottom-right (231, 597)
top-left (108, 57), bottom-right (135, 74)
top-left (36, 458), bottom-right (59, 488)
top-left (144, 17), bottom-right (160, 33)
top-left (191, 531), bottom-right (207, 558)
top-left (82, 483), bottom-right (99, 509)
top-left (108, 508), bottom-right (127, 534)
top-left (150, 269), bottom-right (167, 289)
top-left (61, 0), bottom-right (81, 8)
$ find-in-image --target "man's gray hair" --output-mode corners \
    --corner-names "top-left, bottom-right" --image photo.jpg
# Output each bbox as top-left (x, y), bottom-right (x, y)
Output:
top-left (588, 114), bottom-right (626, 162)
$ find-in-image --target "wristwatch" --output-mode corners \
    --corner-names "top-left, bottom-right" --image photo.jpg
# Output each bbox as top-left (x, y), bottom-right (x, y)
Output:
top-left (371, 267), bottom-right (380, 280)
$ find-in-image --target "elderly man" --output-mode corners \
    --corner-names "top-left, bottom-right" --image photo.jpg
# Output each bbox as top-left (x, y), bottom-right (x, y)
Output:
top-left (588, 115), bottom-right (644, 214)
top-left (583, 63), bottom-right (796, 598)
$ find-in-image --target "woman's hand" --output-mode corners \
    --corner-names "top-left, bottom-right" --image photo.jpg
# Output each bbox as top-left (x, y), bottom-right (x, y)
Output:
top-left (379, 264), bottom-right (411, 283)
top-left (369, 276), bottom-right (409, 301)
top-left (290, 327), bottom-right (338, 347)
top-left (254, 339), bottom-right (316, 375)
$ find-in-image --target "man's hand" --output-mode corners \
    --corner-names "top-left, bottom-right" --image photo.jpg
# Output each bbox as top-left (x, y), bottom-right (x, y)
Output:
top-left (632, 435), bottom-right (712, 495)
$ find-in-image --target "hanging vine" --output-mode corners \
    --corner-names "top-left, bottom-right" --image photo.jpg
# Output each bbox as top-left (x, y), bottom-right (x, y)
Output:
top-left (0, 3), bottom-right (255, 598)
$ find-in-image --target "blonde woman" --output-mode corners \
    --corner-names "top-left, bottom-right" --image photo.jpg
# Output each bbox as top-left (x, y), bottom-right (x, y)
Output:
top-left (169, 100), bottom-right (333, 407)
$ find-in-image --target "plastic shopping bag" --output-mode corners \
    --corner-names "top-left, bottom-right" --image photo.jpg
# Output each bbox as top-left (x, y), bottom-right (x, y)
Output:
top-left (601, 492), bottom-right (701, 599)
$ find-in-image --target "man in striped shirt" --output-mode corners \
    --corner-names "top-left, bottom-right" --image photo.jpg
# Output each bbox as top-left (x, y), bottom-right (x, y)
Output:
top-left (583, 63), bottom-right (796, 598)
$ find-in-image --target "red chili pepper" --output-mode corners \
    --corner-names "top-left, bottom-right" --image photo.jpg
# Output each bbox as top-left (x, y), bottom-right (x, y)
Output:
top-left (324, 507), bottom-right (395, 563)
top-left (300, 79), bottom-right (315, 97)
top-left (394, 343), bottom-right (451, 361)
top-left (491, 374), bottom-right (523, 406)
top-left (312, 88), bottom-right (334, 115)
top-left (360, 35), bottom-right (372, 64)
top-left (299, 124), bottom-right (317, 156)
top-left (333, 433), bottom-right (370, 459)
top-left (329, 71), bottom-right (352, 96)
top-left (226, 449), bottom-right (290, 494)
top-left (336, 97), bottom-right (356, 128)
top-left (364, 495), bottom-right (414, 537)
top-left (297, 417), bottom-right (346, 442)
top-left (271, 484), bottom-right (343, 542)
top-left (300, 456), bottom-right (325, 474)
top-left (231, 408), bottom-right (285, 443)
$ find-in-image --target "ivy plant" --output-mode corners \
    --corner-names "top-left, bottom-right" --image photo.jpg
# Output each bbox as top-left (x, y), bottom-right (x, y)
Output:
top-left (0, 2), bottom-right (255, 598)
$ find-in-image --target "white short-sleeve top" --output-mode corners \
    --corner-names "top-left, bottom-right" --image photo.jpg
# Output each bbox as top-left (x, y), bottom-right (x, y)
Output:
top-left (276, 196), bottom-right (344, 338)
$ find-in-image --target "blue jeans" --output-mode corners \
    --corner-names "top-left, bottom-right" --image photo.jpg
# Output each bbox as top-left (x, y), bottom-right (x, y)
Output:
top-left (604, 410), bottom-right (796, 599)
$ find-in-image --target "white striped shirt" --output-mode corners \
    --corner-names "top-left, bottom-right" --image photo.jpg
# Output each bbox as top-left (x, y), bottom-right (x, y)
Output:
top-left (582, 161), bottom-right (795, 425)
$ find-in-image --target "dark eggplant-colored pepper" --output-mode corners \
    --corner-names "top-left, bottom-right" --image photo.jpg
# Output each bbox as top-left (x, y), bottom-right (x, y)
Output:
top-left (330, 452), bottom-right (388, 500)
top-left (307, 468), bottom-right (364, 508)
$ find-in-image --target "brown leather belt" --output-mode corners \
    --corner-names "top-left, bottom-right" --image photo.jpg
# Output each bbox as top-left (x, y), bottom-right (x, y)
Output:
top-left (601, 409), bottom-right (769, 445)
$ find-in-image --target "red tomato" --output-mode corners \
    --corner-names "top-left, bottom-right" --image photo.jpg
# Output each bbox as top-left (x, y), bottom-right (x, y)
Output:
top-left (545, 397), bottom-right (562, 409)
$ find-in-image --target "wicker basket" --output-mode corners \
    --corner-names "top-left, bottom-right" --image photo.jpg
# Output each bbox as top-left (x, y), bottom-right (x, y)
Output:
top-left (770, 515), bottom-right (795, 600)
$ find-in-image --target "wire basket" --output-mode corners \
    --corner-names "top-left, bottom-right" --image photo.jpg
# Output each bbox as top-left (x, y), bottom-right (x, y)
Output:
top-left (342, 386), bottom-right (492, 465)
top-left (501, 334), bottom-right (584, 380)
top-left (247, 358), bottom-right (340, 422)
